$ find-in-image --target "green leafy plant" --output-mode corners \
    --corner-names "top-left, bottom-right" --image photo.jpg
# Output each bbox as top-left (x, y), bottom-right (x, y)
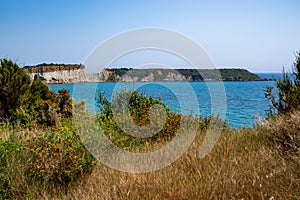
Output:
top-left (24, 126), bottom-right (95, 185)
top-left (265, 51), bottom-right (300, 115)
top-left (0, 59), bottom-right (74, 126)
top-left (57, 89), bottom-right (73, 118)
top-left (0, 122), bottom-right (95, 199)
top-left (97, 89), bottom-right (181, 150)
top-left (0, 59), bottom-right (32, 122)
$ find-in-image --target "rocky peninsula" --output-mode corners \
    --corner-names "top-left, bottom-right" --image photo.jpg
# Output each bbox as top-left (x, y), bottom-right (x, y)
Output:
top-left (23, 64), bottom-right (266, 84)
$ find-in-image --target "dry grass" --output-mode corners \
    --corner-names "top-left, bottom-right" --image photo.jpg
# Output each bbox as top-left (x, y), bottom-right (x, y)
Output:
top-left (266, 111), bottom-right (300, 162)
top-left (59, 130), bottom-right (297, 200)
top-left (1, 111), bottom-right (300, 200)
top-left (40, 120), bottom-right (300, 199)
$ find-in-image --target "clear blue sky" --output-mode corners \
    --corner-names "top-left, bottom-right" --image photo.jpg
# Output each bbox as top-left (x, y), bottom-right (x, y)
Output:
top-left (1, 0), bottom-right (300, 72)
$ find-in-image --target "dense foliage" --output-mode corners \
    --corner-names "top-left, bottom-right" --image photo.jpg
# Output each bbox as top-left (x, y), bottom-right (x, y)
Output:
top-left (178, 68), bottom-right (263, 81)
top-left (97, 89), bottom-right (182, 150)
top-left (0, 59), bottom-right (73, 126)
top-left (265, 51), bottom-right (300, 115)
top-left (106, 68), bottom-right (263, 82)
top-left (0, 121), bottom-right (95, 199)
top-left (24, 123), bottom-right (95, 185)
top-left (0, 59), bottom-right (95, 199)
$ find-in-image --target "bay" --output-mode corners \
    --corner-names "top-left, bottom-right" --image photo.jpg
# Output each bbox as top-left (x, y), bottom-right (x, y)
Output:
top-left (48, 80), bottom-right (276, 128)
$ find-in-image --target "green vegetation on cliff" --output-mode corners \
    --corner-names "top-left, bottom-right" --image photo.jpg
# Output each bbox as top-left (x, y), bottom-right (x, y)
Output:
top-left (24, 64), bottom-right (84, 73)
top-left (110, 68), bottom-right (264, 81)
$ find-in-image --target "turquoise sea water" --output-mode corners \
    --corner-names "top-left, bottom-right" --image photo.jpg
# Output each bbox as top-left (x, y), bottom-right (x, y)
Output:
top-left (48, 76), bottom-right (278, 128)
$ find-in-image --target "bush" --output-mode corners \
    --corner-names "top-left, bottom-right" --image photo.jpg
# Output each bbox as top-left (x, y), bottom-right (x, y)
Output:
top-left (265, 51), bottom-right (300, 115)
top-left (0, 59), bottom-right (73, 126)
top-left (0, 59), bottom-right (32, 121)
top-left (0, 122), bottom-right (96, 199)
top-left (97, 89), bottom-right (181, 150)
top-left (57, 89), bottom-right (73, 118)
top-left (0, 59), bottom-right (95, 198)
top-left (24, 125), bottom-right (95, 185)
top-left (96, 89), bottom-right (226, 151)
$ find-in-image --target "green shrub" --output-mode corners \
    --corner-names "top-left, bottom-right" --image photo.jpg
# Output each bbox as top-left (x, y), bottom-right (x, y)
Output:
top-left (0, 123), bottom-right (95, 199)
top-left (112, 89), bottom-right (170, 126)
top-left (265, 51), bottom-right (300, 115)
top-left (0, 59), bottom-right (32, 122)
top-left (97, 89), bottom-right (181, 150)
top-left (0, 59), bottom-right (73, 126)
top-left (0, 59), bottom-right (94, 198)
top-left (96, 89), bottom-right (227, 151)
top-left (57, 89), bottom-right (73, 118)
top-left (24, 124), bottom-right (95, 185)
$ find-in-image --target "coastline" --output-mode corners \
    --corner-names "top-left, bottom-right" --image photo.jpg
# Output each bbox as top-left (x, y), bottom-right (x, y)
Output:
top-left (24, 64), bottom-right (269, 84)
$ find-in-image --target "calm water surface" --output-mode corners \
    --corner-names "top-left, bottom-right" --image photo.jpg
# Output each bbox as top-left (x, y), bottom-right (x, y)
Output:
top-left (49, 78), bottom-right (277, 128)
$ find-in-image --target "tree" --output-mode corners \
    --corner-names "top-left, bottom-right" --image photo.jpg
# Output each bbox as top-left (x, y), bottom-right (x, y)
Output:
top-left (0, 59), bottom-right (73, 126)
top-left (265, 51), bottom-right (300, 115)
top-left (0, 59), bottom-right (31, 120)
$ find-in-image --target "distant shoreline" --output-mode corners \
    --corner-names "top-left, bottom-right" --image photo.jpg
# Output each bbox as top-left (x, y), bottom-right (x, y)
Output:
top-left (46, 80), bottom-right (276, 86)
top-left (23, 64), bottom-right (272, 84)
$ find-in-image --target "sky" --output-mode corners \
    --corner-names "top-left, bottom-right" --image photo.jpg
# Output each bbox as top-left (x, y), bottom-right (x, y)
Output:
top-left (1, 0), bottom-right (300, 73)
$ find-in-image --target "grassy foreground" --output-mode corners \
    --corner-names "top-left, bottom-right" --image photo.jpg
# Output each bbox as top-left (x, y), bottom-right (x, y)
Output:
top-left (0, 110), bottom-right (299, 199)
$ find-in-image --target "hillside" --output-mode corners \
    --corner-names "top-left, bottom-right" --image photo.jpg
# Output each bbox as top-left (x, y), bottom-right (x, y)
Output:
top-left (112, 68), bottom-right (264, 82)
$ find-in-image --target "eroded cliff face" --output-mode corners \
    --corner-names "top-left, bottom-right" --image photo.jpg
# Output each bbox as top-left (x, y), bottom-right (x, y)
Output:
top-left (24, 64), bottom-right (188, 83)
top-left (113, 69), bottom-right (188, 82)
top-left (24, 64), bottom-right (110, 83)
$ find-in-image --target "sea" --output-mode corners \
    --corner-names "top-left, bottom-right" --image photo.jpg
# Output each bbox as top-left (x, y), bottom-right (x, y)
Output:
top-left (48, 73), bottom-right (282, 128)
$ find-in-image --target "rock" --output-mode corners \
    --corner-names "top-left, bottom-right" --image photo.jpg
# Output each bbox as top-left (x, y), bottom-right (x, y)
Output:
top-left (24, 64), bottom-right (106, 83)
